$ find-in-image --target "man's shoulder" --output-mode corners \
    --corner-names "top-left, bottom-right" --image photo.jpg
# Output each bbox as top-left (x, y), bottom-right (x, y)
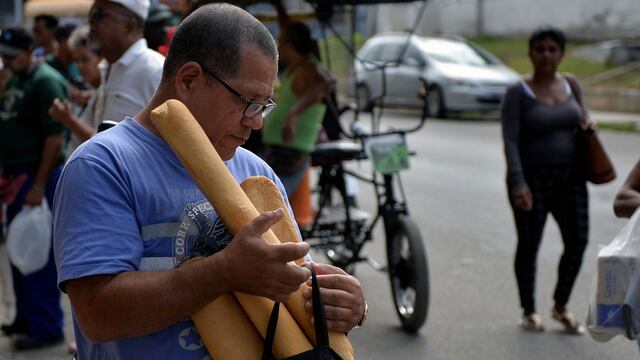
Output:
top-left (69, 121), bottom-right (138, 163)
top-left (136, 48), bottom-right (165, 72)
top-left (33, 62), bottom-right (67, 87)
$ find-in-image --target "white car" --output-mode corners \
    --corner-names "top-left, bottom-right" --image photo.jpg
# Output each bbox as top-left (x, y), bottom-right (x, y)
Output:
top-left (353, 33), bottom-right (520, 118)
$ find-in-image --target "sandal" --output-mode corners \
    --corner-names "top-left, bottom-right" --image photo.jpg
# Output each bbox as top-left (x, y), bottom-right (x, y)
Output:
top-left (520, 312), bottom-right (545, 332)
top-left (551, 308), bottom-right (585, 335)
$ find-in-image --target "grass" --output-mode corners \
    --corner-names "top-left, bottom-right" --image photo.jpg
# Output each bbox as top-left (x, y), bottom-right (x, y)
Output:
top-left (598, 121), bottom-right (639, 132)
top-left (470, 36), bottom-right (640, 88)
top-left (318, 33), bottom-right (366, 82)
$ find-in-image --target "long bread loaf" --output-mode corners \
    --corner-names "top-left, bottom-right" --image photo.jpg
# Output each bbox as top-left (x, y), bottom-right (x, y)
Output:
top-left (241, 176), bottom-right (354, 360)
top-left (150, 99), bottom-right (312, 358)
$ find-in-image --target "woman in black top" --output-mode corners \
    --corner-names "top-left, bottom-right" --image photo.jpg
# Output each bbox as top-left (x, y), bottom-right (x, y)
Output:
top-left (501, 27), bottom-right (593, 334)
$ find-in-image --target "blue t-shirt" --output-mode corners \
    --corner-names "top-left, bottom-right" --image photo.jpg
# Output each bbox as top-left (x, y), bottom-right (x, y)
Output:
top-left (53, 117), bottom-right (294, 359)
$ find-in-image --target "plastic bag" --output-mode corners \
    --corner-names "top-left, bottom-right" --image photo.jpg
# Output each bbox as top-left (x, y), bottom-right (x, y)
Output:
top-left (588, 208), bottom-right (640, 342)
top-left (6, 200), bottom-right (52, 276)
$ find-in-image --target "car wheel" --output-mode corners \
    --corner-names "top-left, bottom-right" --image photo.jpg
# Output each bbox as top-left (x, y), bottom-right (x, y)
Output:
top-left (356, 84), bottom-right (373, 112)
top-left (426, 85), bottom-right (447, 119)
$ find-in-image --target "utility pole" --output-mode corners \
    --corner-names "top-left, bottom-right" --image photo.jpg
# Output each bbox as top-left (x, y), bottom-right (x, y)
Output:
top-left (476, 0), bottom-right (484, 36)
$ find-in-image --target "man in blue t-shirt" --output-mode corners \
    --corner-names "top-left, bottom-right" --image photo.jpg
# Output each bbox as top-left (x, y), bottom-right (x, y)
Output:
top-left (53, 4), bottom-right (366, 359)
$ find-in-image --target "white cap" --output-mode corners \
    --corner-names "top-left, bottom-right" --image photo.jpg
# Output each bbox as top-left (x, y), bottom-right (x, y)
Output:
top-left (109, 0), bottom-right (150, 21)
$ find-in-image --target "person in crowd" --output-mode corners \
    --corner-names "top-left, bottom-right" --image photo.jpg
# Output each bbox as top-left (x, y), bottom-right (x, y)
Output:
top-left (49, 26), bottom-right (103, 157)
top-left (143, 2), bottom-right (175, 55)
top-left (501, 26), bottom-right (594, 334)
top-left (261, 0), bottom-right (331, 195)
top-left (0, 26), bottom-right (66, 351)
top-left (53, 4), bottom-right (366, 359)
top-left (614, 159), bottom-right (640, 218)
top-left (32, 14), bottom-right (58, 57)
top-left (89, 0), bottom-right (164, 123)
top-left (46, 23), bottom-right (84, 90)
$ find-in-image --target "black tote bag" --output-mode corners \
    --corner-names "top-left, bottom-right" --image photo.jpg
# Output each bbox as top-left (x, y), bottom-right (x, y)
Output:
top-left (261, 264), bottom-right (343, 360)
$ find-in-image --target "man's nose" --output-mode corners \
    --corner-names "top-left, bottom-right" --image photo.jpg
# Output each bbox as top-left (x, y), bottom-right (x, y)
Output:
top-left (243, 114), bottom-right (263, 130)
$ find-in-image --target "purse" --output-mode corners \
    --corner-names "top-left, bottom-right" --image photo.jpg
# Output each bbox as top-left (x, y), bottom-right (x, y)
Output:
top-left (261, 264), bottom-right (343, 360)
top-left (565, 75), bottom-right (616, 184)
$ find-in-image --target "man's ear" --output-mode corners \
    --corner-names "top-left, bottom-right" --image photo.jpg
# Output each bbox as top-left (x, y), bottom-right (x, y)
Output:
top-left (174, 61), bottom-right (204, 100)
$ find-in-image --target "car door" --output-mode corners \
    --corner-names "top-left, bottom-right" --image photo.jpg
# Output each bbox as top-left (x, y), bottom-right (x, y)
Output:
top-left (357, 42), bottom-right (385, 103)
top-left (386, 44), bottom-right (425, 107)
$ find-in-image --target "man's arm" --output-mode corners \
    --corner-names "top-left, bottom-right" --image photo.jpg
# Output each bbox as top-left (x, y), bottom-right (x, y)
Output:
top-left (66, 209), bottom-right (311, 343)
top-left (49, 98), bottom-right (96, 142)
top-left (614, 159), bottom-right (640, 218)
top-left (23, 133), bottom-right (63, 205)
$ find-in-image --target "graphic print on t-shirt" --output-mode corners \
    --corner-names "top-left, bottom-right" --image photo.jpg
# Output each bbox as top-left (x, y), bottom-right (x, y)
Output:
top-left (174, 199), bottom-right (234, 266)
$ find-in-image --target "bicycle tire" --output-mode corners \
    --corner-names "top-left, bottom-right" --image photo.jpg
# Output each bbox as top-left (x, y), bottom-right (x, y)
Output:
top-left (387, 215), bottom-right (429, 332)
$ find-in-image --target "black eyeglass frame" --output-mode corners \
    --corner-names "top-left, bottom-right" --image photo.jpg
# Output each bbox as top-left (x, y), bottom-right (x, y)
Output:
top-left (197, 62), bottom-right (277, 119)
top-left (89, 6), bottom-right (134, 22)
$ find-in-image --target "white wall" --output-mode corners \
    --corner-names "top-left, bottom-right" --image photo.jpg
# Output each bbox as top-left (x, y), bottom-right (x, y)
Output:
top-left (367, 0), bottom-right (640, 39)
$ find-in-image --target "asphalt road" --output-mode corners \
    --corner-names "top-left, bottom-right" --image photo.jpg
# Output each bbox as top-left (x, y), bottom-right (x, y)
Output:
top-left (340, 111), bottom-right (639, 360)
top-left (0, 110), bottom-right (638, 359)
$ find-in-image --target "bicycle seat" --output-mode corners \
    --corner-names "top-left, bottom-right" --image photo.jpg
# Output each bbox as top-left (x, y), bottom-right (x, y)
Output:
top-left (312, 140), bottom-right (363, 166)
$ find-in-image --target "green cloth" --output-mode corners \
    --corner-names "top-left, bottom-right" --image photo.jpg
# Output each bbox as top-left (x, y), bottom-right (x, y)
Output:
top-left (262, 69), bottom-right (326, 153)
top-left (46, 54), bottom-right (83, 88)
top-left (0, 62), bottom-right (67, 171)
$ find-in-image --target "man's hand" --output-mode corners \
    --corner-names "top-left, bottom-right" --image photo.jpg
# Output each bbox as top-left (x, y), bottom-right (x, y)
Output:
top-left (302, 261), bottom-right (366, 332)
top-left (217, 208), bottom-right (311, 302)
top-left (23, 185), bottom-right (45, 206)
top-left (513, 185), bottom-right (533, 211)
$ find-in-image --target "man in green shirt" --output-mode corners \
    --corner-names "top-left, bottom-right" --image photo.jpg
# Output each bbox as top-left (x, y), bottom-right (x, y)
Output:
top-left (0, 26), bottom-right (66, 350)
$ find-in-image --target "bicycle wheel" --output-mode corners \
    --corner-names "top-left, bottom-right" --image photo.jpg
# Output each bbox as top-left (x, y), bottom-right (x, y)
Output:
top-left (387, 215), bottom-right (429, 332)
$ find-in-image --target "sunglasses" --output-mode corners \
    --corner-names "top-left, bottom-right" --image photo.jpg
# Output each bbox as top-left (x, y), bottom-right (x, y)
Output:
top-left (89, 7), bottom-right (131, 22)
top-left (197, 62), bottom-right (277, 119)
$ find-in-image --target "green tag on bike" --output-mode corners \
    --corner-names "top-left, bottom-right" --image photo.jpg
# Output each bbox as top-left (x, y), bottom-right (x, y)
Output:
top-left (364, 134), bottom-right (410, 174)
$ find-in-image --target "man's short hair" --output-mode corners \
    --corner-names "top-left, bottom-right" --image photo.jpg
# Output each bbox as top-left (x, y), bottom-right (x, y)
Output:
top-left (163, 3), bottom-right (277, 80)
top-left (54, 23), bottom-right (77, 41)
top-left (34, 14), bottom-right (59, 30)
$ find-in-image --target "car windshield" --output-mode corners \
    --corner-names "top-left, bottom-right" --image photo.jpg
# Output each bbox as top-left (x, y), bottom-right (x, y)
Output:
top-left (420, 39), bottom-right (489, 66)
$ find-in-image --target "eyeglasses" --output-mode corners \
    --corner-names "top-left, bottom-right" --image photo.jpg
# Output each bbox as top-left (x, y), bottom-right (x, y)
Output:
top-left (89, 7), bottom-right (131, 22)
top-left (197, 62), bottom-right (277, 119)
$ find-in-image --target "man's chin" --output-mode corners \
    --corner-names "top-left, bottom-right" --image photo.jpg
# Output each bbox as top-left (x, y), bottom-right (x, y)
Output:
top-left (218, 147), bottom-right (237, 161)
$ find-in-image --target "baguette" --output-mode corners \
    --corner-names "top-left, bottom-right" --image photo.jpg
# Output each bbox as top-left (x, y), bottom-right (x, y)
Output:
top-left (151, 99), bottom-right (313, 358)
top-left (241, 176), bottom-right (355, 360)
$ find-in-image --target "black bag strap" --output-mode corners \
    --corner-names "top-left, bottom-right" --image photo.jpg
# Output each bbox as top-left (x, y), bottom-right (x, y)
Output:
top-left (261, 264), bottom-right (330, 359)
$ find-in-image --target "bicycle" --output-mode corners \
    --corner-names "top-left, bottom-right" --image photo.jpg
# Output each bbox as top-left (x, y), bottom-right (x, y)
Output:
top-left (300, 85), bottom-right (430, 333)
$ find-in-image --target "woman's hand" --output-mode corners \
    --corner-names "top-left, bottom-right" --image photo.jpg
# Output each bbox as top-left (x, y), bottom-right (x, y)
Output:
top-left (282, 113), bottom-right (298, 144)
top-left (68, 86), bottom-right (93, 107)
top-left (513, 185), bottom-right (533, 211)
top-left (49, 98), bottom-right (74, 125)
top-left (580, 115), bottom-right (597, 131)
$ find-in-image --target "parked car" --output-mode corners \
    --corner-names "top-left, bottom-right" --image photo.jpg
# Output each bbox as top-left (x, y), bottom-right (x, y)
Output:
top-left (353, 32), bottom-right (520, 118)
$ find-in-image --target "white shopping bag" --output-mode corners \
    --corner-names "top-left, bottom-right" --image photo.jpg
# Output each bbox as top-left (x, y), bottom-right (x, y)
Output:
top-left (6, 200), bottom-right (52, 276)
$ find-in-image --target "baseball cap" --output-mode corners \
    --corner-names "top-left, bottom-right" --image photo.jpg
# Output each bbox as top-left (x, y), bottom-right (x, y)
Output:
top-left (109, 0), bottom-right (150, 21)
top-left (0, 27), bottom-right (34, 57)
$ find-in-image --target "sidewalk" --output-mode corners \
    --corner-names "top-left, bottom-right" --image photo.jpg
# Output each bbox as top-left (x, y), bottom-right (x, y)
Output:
top-left (0, 243), bottom-right (74, 360)
top-left (590, 110), bottom-right (640, 130)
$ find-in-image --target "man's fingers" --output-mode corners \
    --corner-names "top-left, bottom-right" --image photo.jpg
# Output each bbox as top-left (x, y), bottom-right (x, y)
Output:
top-left (310, 261), bottom-right (347, 276)
top-left (244, 208), bottom-right (285, 237)
top-left (273, 242), bottom-right (310, 264)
